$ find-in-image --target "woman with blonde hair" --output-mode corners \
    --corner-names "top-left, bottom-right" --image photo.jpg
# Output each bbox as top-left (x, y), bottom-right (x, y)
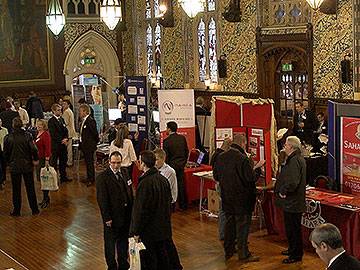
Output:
top-left (109, 125), bottom-right (137, 176)
top-left (35, 119), bottom-right (52, 208)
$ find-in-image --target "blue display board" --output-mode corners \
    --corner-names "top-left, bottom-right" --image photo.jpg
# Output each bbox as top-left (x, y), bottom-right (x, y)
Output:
top-left (125, 76), bottom-right (148, 154)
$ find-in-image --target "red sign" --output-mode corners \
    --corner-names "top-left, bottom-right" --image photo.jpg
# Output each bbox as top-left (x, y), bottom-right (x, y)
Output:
top-left (341, 117), bottom-right (360, 194)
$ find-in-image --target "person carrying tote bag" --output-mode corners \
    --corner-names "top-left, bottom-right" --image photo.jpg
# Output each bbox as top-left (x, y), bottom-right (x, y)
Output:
top-left (34, 119), bottom-right (52, 208)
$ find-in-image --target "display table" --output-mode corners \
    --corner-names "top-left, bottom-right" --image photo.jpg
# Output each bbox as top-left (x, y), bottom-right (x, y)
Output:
top-left (262, 188), bottom-right (360, 258)
top-left (185, 165), bottom-right (213, 204)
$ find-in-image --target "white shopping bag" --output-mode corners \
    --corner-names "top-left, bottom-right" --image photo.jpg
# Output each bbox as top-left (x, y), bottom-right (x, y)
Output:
top-left (128, 237), bottom-right (146, 270)
top-left (40, 166), bottom-right (59, 191)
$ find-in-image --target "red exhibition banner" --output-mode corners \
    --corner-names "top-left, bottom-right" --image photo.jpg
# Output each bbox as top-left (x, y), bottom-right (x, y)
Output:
top-left (340, 117), bottom-right (360, 194)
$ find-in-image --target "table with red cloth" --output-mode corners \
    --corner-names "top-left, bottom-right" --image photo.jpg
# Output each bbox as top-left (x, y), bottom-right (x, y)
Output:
top-left (262, 188), bottom-right (360, 259)
top-left (132, 165), bottom-right (214, 204)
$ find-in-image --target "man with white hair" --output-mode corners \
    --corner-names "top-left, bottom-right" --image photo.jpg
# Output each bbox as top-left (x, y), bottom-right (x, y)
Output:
top-left (310, 223), bottom-right (360, 270)
top-left (275, 136), bottom-right (306, 264)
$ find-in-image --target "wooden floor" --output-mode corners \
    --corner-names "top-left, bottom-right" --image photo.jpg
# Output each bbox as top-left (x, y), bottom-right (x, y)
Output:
top-left (0, 162), bottom-right (324, 270)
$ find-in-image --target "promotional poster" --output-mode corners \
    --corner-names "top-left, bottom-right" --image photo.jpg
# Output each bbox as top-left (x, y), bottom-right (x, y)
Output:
top-left (158, 89), bottom-right (195, 149)
top-left (340, 117), bottom-right (360, 194)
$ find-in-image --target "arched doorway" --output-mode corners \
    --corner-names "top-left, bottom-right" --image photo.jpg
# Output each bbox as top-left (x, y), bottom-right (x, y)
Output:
top-left (256, 26), bottom-right (313, 129)
top-left (63, 30), bottom-right (121, 108)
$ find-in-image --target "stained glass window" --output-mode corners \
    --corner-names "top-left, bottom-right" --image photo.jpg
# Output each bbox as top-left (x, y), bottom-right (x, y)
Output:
top-left (208, 0), bottom-right (216, 11)
top-left (155, 23), bottom-right (162, 79)
top-left (146, 24), bottom-right (153, 80)
top-left (146, 0), bottom-right (151, 19)
top-left (145, 0), bottom-right (162, 82)
top-left (198, 19), bottom-right (206, 82)
top-left (208, 17), bottom-right (217, 82)
top-left (154, 0), bottom-right (160, 18)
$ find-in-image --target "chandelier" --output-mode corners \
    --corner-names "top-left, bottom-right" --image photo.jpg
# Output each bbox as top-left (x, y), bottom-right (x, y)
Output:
top-left (305, 0), bottom-right (325, 9)
top-left (100, 0), bottom-right (122, 30)
top-left (178, 0), bottom-right (206, 18)
top-left (46, 0), bottom-right (65, 36)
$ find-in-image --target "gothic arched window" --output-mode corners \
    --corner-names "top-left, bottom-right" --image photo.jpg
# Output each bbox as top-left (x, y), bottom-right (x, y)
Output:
top-left (196, 0), bottom-right (218, 84)
top-left (145, 0), bottom-right (162, 81)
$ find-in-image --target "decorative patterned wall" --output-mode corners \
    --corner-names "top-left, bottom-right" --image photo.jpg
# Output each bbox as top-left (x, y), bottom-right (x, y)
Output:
top-left (313, 0), bottom-right (353, 99)
top-left (122, 0), bottom-right (136, 76)
top-left (162, 5), bottom-right (185, 88)
top-left (220, 0), bottom-right (258, 93)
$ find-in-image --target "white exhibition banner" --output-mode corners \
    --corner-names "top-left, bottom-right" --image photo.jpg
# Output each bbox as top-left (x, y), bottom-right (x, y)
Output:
top-left (158, 89), bottom-right (196, 149)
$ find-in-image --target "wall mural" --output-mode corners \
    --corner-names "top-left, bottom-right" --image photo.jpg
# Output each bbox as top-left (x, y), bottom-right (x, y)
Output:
top-left (313, 0), bottom-right (353, 99)
top-left (0, 0), bottom-right (52, 85)
top-left (220, 0), bottom-right (258, 93)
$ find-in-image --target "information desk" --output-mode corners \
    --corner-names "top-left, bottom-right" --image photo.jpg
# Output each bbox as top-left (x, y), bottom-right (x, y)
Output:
top-left (262, 188), bottom-right (360, 258)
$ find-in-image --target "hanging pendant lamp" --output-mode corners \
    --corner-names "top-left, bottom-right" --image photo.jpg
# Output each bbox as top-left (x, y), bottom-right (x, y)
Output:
top-left (46, 0), bottom-right (65, 36)
top-left (178, 0), bottom-right (206, 18)
top-left (100, 0), bottom-right (122, 30)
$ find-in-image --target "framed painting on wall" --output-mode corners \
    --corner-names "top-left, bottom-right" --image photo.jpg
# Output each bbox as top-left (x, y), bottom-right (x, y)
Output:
top-left (0, 0), bottom-right (53, 86)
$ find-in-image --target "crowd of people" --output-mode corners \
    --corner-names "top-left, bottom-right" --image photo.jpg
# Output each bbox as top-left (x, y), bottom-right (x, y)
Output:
top-left (0, 93), bottom-right (359, 270)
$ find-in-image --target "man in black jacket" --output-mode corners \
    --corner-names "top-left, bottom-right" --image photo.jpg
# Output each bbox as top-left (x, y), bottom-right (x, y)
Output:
top-left (275, 136), bottom-right (306, 264)
top-left (163, 121), bottom-right (189, 210)
top-left (3, 117), bottom-right (39, 216)
top-left (0, 102), bottom-right (19, 134)
top-left (310, 223), bottom-right (360, 270)
top-left (79, 104), bottom-right (99, 186)
top-left (293, 101), bottom-right (319, 145)
top-left (96, 151), bottom-right (133, 270)
top-left (130, 150), bottom-right (174, 270)
top-left (213, 134), bottom-right (264, 262)
top-left (48, 103), bottom-right (70, 183)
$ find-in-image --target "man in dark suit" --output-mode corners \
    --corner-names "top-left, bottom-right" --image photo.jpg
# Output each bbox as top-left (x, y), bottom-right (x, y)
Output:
top-left (48, 103), bottom-right (70, 183)
top-left (96, 151), bottom-right (133, 270)
top-left (163, 121), bottom-right (189, 210)
top-left (130, 150), bottom-right (175, 270)
top-left (3, 117), bottom-right (39, 216)
top-left (0, 102), bottom-right (19, 134)
top-left (213, 134), bottom-right (264, 262)
top-left (310, 223), bottom-right (360, 270)
top-left (79, 104), bottom-right (99, 186)
top-left (293, 101), bottom-right (319, 145)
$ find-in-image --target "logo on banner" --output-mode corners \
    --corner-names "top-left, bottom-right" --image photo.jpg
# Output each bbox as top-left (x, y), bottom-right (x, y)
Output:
top-left (301, 199), bottom-right (325, 229)
top-left (356, 124), bottom-right (360, 140)
top-left (162, 101), bottom-right (174, 114)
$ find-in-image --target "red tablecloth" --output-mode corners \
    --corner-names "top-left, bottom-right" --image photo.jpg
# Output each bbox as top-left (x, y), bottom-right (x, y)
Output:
top-left (132, 165), bottom-right (214, 205)
top-left (262, 189), bottom-right (360, 259)
top-left (184, 165), bottom-right (214, 204)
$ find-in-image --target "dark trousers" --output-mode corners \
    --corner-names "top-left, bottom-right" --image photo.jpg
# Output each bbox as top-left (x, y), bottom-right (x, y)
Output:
top-left (174, 168), bottom-right (187, 209)
top-left (166, 239), bottom-right (183, 270)
top-left (83, 150), bottom-right (95, 182)
top-left (11, 171), bottom-right (38, 213)
top-left (224, 213), bottom-right (252, 258)
top-left (284, 211), bottom-right (303, 259)
top-left (104, 226), bottom-right (129, 270)
top-left (141, 239), bottom-right (171, 270)
top-left (50, 144), bottom-right (68, 181)
top-left (0, 151), bottom-right (6, 184)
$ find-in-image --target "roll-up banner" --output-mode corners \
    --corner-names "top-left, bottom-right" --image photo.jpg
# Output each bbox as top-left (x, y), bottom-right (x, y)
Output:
top-left (158, 89), bottom-right (195, 149)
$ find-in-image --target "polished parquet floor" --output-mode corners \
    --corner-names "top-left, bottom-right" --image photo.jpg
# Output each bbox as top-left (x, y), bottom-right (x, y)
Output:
top-left (0, 162), bottom-right (324, 270)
